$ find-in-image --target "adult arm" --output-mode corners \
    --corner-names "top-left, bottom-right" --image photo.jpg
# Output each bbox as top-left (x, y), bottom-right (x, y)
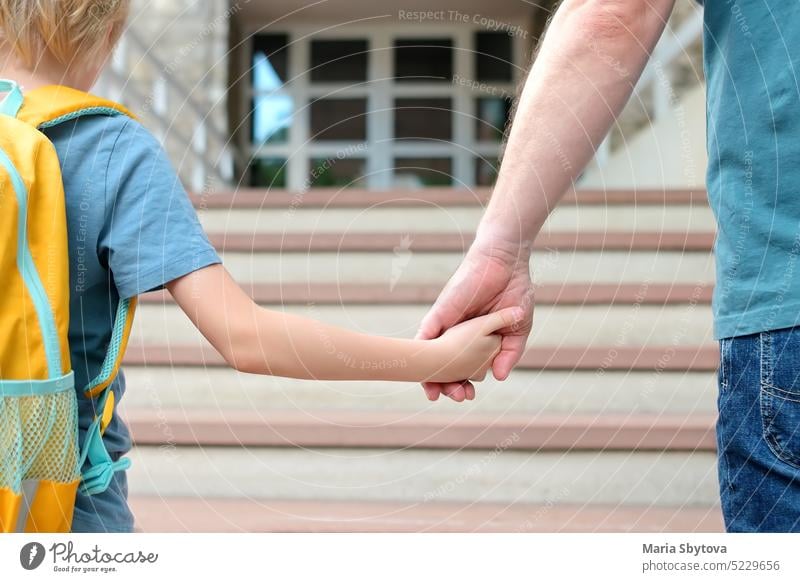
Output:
top-left (418, 0), bottom-right (677, 401)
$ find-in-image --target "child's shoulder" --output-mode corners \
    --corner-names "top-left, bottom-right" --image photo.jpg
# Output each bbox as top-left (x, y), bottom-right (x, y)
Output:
top-left (45, 111), bottom-right (173, 186)
top-left (44, 112), bottom-right (161, 157)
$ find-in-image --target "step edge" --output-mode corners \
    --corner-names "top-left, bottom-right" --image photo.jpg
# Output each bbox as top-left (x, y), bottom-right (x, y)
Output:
top-left (207, 231), bottom-right (717, 253)
top-left (191, 188), bottom-right (709, 209)
top-left (124, 409), bottom-right (718, 451)
top-left (130, 496), bottom-right (724, 532)
top-left (139, 282), bottom-right (714, 306)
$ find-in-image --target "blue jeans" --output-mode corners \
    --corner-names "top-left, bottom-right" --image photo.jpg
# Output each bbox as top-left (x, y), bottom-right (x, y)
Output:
top-left (717, 327), bottom-right (800, 532)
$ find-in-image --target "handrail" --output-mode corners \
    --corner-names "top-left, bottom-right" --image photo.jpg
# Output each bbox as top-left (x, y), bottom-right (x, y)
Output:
top-left (123, 32), bottom-right (233, 149)
top-left (95, 28), bottom-right (237, 190)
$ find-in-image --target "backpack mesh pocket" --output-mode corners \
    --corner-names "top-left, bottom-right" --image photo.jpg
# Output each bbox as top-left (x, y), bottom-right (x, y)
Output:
top-left (0, 388), bottom-right (80, 494)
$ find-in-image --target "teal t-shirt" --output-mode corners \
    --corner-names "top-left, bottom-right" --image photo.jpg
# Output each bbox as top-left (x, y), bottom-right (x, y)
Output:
top-left (43, 114), bottom-right (221, 531)
top-left (704, 2), bottom-right (800, 339)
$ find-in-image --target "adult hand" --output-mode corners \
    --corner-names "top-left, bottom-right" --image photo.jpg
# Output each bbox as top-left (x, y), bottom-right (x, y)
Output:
top-left (416, 234), bottom-right (534, 402)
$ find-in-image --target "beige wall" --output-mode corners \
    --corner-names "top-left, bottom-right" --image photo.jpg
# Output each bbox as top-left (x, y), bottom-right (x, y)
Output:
top-left (582, 85), bottom-right (707, 190)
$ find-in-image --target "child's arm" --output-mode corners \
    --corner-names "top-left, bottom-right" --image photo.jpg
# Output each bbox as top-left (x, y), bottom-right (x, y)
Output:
top-left (166, 264), bottom-right (522, 383)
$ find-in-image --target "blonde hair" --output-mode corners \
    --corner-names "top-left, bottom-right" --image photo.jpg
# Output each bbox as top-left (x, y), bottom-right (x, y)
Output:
top-left (0, 0), bottom-right (129, 68)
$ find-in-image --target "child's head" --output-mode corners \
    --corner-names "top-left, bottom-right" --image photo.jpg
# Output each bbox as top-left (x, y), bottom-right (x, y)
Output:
top-left (0, 0), bottom-right (129, 89)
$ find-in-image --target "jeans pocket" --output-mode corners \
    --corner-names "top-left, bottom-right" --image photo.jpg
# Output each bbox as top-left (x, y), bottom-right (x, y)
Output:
top-left (718, 338), bottom-right (731, 391)
top-left (759, 328), bottom-right (800, 469)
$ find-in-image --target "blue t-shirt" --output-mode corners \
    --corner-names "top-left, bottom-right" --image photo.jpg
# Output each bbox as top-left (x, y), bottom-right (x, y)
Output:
top-left (43, 114), bottom-right (221, 530)
top-left (704, 2), bottom-right (800, 339)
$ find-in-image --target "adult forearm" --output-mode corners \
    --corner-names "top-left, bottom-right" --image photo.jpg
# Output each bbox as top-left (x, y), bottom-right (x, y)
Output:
top-left (477, 0), bottom-right (675, 248)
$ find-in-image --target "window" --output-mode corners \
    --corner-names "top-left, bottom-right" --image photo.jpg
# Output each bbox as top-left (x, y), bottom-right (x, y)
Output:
top-left (309, 157), bottom-right (367, 188)
top-left (395, 158), bottom-right (453, 187)
top-left (394, 39), bottom-right (453, 82)
top-left (310, 98), bottom-right (368, 141)
top-left (310, 39), bottom-right (368, 82)
top-left (394, 98), bottom-right (452, 141)
top-left (245, 25), bottom-right (522, 189)
top-left (475, 157), bottom-right (499, 186)
top-left (476, 97), bottom-right (511, 142)
top-left (475, 32), bottom-right (513, 82)
top-left (251, 34), bottom-right (292, 145)
top-left (252, 34), bottom-right (288, 81)
top-left (249, 157), bottom-right (287, 187)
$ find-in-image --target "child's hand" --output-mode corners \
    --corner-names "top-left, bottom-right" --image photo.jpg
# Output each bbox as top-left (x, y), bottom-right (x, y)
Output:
top-left (429, 307), bottom-right (523, 383)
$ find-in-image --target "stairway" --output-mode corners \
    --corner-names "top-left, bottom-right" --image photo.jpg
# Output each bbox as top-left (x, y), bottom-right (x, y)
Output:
top-left (120, 187), bottom-right (724, 532)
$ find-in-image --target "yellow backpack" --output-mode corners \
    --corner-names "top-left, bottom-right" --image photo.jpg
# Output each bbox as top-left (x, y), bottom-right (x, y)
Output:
top-left (0, 80), bottom-right (137, 533)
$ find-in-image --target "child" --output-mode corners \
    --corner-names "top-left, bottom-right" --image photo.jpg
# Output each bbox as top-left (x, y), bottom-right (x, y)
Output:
top-left (0, 1), bottom-right (522, 532)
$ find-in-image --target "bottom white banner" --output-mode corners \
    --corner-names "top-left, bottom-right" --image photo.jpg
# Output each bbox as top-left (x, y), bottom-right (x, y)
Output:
top-left (0, 533), bottom-right (797, 581)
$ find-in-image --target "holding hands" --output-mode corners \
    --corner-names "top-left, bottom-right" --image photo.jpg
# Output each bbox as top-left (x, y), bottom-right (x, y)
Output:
top-left (417, 234), bottom-right (535, 401)
top-left (428, 305), bottom-right (526, 384)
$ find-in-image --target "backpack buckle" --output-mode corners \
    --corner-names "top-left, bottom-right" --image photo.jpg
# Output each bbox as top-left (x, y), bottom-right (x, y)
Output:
top-left (77, 390), bottom-right (131, 496)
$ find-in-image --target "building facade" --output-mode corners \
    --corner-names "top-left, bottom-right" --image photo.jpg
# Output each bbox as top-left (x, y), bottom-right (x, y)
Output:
top-left (104, 0), bottom-right (704, 192)
top-left (102, 0), bottom-right (557, 191)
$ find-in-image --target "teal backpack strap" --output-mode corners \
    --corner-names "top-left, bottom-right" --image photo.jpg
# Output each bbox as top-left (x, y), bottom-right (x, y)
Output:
top-left (78, 297), bottom-right (137, 496)
top-left (0, 79), bottom-right (23, 117)
top-left (84, 297), bottom-right (137, 398)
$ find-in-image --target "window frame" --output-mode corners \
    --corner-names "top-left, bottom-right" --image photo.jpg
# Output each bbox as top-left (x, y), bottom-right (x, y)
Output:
top-left (240, 22), bottom-right (526, 190)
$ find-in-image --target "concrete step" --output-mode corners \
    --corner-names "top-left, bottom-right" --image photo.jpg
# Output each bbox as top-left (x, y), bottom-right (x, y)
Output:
top-left (122, 411), bottom-right (718, 508)
top-left (131, 302), bottom-right (714, 347)
top-left (219, 249), bottom-right (714, 285)
top-left (191, 188), bottom-right (709, 208)
top-left (126, 443), bottom-right (719, 506)
top-left (141, 282), bottom-right (713, 306)
top-left (207, 231), bottom-right (716, 253)
top-left (120, 367), bottom-right (717, 414)
top-left (119, 188), bottom-right (721, 529)
top-left (200, 205), bottom-right (716, 234)
top-left (122, 409), bottom-right (717, 451)
top-left (193, 188), bottom-right (716, 234)
top-left (208, 231), bottom-right (716, 286)
top-left (130, 496), bottom-right (724, 532)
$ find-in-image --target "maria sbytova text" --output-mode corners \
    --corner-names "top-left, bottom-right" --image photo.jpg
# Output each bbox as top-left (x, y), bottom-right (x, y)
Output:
top-left (643, 544), bottom-right (727, 557)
